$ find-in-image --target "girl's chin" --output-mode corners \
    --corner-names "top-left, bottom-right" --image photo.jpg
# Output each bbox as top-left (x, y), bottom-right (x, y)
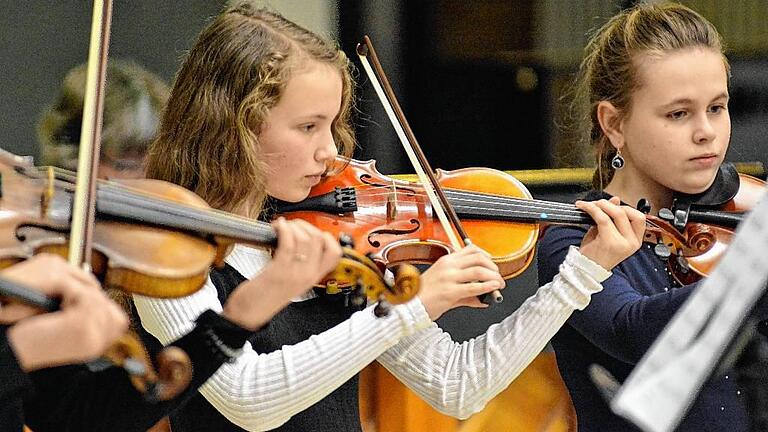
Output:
top-left (268, 189), bottom-right (311, 203)
top-left (675, 175), bottom-right (719, 195)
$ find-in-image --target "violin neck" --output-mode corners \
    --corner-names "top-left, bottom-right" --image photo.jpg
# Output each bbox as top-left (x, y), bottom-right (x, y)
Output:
top-left (94, 184), bottom-right (277, 246)
top-left (445, 190), bottom-right (594, 226)
top-left (34, 166), bottom-right (277, 247)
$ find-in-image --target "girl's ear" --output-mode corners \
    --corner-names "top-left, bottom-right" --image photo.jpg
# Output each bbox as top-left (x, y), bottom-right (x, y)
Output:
top-left (596, 101), bottom-right (624, 151)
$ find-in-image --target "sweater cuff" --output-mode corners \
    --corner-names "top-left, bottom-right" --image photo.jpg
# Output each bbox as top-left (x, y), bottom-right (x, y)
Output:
top-left (566, 245), bottom-right (612, 283)
top-left (194, 309), bottom-right (253, 349)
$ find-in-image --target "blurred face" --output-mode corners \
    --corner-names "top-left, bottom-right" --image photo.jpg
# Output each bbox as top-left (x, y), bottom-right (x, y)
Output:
top-left (98, 150), bottom-right (146, 179)
top-left (615, 47), bottom-right (730, 195)
top-left (259, 61), bottom-right (342, 202)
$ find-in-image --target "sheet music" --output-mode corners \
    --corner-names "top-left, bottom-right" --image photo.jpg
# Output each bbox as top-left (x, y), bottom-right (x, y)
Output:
top-left (611, 186), bottom-right (768, 432)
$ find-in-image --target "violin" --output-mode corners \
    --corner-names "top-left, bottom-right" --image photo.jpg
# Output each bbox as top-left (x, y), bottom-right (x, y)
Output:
top-left (0, 149), bottom-right (419, 308)
top-left (278, 158), bottom-right (766, 288)
top-left (0, 148), bottom-right (420, 399)
top-left (279, 158), bottom-right (544, 279)
top-left (653, 163), bottom-right (766, 285)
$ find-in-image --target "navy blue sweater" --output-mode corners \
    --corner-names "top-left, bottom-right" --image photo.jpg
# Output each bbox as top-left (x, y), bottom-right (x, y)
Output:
top-left (537, 197), bottom-right (749, 431)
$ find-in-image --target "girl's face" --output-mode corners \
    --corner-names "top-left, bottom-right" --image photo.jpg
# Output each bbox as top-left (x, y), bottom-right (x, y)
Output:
top-left (613, 47), bottom-right (730, 195)
top-left (259, 61), bottom-right (342, 202)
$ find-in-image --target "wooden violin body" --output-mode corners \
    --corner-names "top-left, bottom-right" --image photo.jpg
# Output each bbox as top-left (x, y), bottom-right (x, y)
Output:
top-left (281, 158), bottom-right (539, 279)
top-left (0, 171), bottom-right (218, 298)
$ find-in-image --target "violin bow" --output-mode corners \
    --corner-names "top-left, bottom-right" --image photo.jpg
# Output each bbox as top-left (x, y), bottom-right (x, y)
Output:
top-left (356, 36), bottom-right (503, 304)
top-left (69, 0), bottom-right (111, 268)
top-left (69, 0), bottom-right (191, 402)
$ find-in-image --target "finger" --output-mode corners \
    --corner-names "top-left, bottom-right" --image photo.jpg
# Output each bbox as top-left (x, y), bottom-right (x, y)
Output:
top-left (56, 273), bottom-right (95, 307)
top-left (63, 266), bottom-right (102, 292)
top-left (454, 266), bottom-right (504, 287)
top-left (318, 232), bottom-right (342, 276)
top-left (0, 304), bottom-right (41, 324)
top-left (451, 250), bottom-right (500, 272)
top-left (461, 280), bottom-right (506, 297)
top-left (594, 199), bottom-right (633, 237)
top-left (457, 244), bottom-right (492, 258)
top-left (453, 297), bottom-right (490, 309)
top-left (272, 218), bottom-right (296, 262)
top-left (576, 200), bottom-right (616, 236)
top-left (39, 253), bottom-right (97, 289)
top-left (625, 206), bottom-right (647, 244)
top-left (287, 220), bottom-right (321, 266)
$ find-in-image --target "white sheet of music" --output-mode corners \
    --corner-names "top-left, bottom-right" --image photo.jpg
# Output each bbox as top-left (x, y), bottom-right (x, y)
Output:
top-left (611, 186), bottom-right (768, 432)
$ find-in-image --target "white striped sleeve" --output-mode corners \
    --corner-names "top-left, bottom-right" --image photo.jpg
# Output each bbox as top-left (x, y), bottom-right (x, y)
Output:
top-left (133, 278), bottom-right (432, 432)
top-left (377, 246), bottom-right (610, 419)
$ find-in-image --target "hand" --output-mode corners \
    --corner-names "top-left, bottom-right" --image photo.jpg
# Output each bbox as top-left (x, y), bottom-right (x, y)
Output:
top-left (577, 197), bottom-right (646, 270)
top-left (4, 254), bottom-right (129, 371)
top-left (222, 217), bottom-right (342, 330)
top-left (417, 245), bottom-right (505, 320)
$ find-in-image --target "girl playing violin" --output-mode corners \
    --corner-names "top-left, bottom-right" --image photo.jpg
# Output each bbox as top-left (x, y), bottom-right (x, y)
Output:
top-left (537, 3), bottom-right (751, 431)
top-left (134, 3), bottom-right (645, 431)
top-left (0, 216), bottom-right (321, 431)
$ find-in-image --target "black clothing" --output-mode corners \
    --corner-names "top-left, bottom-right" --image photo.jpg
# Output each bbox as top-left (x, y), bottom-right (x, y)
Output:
top-left (0, 326), bottom-right (33, 430)
top-left (0, 310), bottom-right (251, 432)
top-left (166, 263), bottom-right (364, 432)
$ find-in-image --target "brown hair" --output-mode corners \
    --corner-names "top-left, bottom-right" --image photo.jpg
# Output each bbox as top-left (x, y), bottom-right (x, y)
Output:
top-left (38, 59), bottom-right (169, 171)
top-left (569, 2), bottom-right (728, 189)
top-left (145, 3), bottom-right (355, 217)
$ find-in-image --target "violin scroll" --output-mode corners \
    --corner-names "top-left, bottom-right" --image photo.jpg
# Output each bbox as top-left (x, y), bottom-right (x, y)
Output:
top-left (319, 233), bottom-right (420, 316)
top-left (102, 332), bottom-right (192, 402)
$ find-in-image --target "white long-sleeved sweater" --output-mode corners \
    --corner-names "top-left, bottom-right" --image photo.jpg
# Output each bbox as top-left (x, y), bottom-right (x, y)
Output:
top-left (134, 243), bottom-right (609, 431)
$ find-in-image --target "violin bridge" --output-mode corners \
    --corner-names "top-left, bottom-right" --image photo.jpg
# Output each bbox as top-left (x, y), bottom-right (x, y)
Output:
top-left (40, 166), bottom-right (55, 218)
top-left (386, 180), bottom-right (398, 220)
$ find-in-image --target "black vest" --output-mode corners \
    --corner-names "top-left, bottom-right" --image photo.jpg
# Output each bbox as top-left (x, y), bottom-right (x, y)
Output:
top-left (168, 264), bottom-right (364, 432)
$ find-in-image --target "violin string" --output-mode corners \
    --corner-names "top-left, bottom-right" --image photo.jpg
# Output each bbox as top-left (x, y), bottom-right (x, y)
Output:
top-left (350, 183), bottom-right (582, 211)
top-left (359, 188), bottom-right (581, 211)
top-left (39, 166), bottom-right (593, 233)
top-left (42, 166), bottom-right (360, 242)
top-left (41, 165), bottom-right (281, 242)
top-left (355, 188), bottom-right (589, 222)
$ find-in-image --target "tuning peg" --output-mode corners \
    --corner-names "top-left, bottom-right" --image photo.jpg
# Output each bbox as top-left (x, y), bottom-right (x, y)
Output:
top-left (339, 232), bottom-right (354, 248)
top-left (350, 286), bottom-right (367, 307)
top-left (658, 207), bottom-right (674, 222)
top-left (374, 301), bottom-right (391, 317)
top-left (676, 255), bottom-right (690, 274)
top-left (654, 243), bottom-right (671, 259)
top-left (636, 198), bottom-right (652, 214)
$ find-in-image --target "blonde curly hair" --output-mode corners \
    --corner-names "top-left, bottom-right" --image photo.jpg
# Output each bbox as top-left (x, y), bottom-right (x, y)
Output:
top-left (145, 3), bottom-right (356, 218)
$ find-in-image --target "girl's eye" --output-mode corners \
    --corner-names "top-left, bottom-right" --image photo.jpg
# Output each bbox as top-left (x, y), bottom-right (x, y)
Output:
top-left (300, 123), bottom-right (316, 133)
top-left (667, 110), bottom-right (687, 120)
top-left (709, 104), bottom-right (727, 114)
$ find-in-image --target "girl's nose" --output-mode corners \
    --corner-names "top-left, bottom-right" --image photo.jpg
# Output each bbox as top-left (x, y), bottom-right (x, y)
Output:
top-left (693, 114), bottom-right (717, 144)
top-left (315, 129), bottom-right (338, 164)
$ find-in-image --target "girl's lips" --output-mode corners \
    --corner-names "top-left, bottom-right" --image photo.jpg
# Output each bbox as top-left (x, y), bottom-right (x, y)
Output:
top-left (689, 154), bottom-right (718, 167)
